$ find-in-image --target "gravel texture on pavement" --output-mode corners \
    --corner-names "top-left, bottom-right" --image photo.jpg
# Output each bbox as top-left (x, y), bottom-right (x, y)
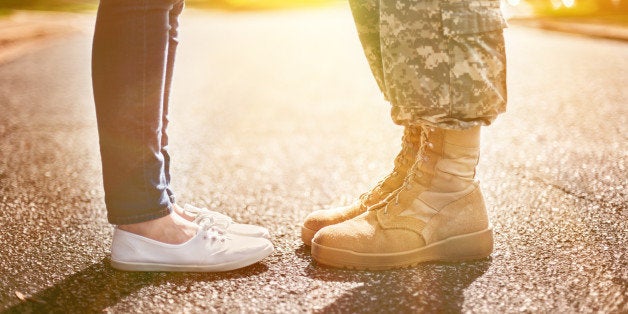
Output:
top-left (0, 7), bottom-right (626, 313)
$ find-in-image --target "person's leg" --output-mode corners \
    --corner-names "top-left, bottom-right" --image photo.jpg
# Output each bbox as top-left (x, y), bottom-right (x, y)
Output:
top-left (381, 0), bottom-right (508, 128)
top-left (347, 0), bottom-right (387, 98)
top-left (301, 126), bottom-right (421, 245)
top-left (93, 0), bottom-right (180, 226)
top-left (92, 0), bottom-right (273, 271)
top-left (300, 0), bottom-right (424, 245)
top-left (311, 0), bottom-right (508, 269)
top-left (160, 1), bottom-right (200, 221)
top-left (93, 0), bottom-right (197, 245)
top-left (162, 0), bottom-right (184, 207)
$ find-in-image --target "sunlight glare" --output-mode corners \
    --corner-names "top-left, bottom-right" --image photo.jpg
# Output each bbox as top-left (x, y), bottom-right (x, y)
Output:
top-left (506, 0), bottom-right (521, 6)
top-left (550, 0), bottom-right (563, 9)
top-left (561, 0), bottom-right (575, 7)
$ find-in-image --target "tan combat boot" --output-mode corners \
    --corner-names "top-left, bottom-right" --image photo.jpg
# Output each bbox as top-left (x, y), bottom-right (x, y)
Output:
top-left (311, 125), bottom-right (493, 269)
top-left (301, 127), bottom-right (422, 245)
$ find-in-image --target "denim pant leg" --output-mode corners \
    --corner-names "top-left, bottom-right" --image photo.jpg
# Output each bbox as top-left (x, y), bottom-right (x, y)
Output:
top-left (92, 0), bottom-right (185, 225)
top-left (163, 1), bottom-right (184, 205)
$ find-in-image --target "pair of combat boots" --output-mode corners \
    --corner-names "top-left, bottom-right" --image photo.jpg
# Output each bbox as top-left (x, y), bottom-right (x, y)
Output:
top-left (301, 125), bottom-right (493, 270)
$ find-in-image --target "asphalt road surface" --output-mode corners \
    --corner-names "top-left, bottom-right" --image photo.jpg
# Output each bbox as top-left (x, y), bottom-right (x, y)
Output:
top-left (0, 7), bottom-right (626, 313)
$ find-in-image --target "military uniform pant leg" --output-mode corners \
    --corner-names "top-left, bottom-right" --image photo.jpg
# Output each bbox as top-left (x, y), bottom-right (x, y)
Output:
top-left (350, 0), bottom-right (509, 130)
top-left (348, 0), bottom-right (387, 98)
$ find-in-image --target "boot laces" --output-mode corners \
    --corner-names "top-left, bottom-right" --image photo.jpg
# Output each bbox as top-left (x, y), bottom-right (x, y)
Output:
top-left (358, 127), bottom-right (421, 207)
top-left (368, 125), bottom-right (434, 214)
top-left (395, 127), bottom-right (421, 166)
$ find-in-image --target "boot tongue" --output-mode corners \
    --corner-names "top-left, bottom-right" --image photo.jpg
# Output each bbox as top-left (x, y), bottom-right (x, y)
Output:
top-left (377, 127), bottom-right (439, 216)
top-left (363, 153), bottom-right (417, 207)
top-left (361, 129), bottom-right (422, 208)
top-left (379, 126), bottom-right (482, 221)
top-left (361, 180), bottom-right (395, 207)
top-left (361, 127), bottom-right (424, 210)
top-left (377, 171), bottom-right (405, 194)
top-left (394, 128), bottom-right (421, 168)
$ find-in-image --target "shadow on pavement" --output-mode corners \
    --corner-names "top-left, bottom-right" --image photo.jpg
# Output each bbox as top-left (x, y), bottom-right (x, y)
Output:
top-left (293, 244), bottom-right (313, 262)
top-left (2, 258), bottom-right (269, 313)
top-left (299, 247), bottom-right (492, 313)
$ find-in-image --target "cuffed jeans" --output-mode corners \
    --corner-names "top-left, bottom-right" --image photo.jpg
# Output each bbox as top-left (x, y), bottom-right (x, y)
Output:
top-left (92, 0), bottom-right (184, 225)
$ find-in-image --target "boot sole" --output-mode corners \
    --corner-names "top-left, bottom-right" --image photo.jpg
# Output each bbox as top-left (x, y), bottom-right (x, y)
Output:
top-left (301, 225), bottom-right (317, 246)
top-left (110, 244), bottom-right (274, 272)
top-left (311, 227), bottom-right (493, 270)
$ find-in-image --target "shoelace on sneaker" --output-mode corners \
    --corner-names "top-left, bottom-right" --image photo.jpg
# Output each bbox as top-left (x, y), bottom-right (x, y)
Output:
top-left (184, 205), bottom-right (233, 225)
top-left (184, 205), bottom-right (232, 242)
top-left (368, 125), bottom-right (434, 214)
top-left (196, 215), bottom-right (230, 242)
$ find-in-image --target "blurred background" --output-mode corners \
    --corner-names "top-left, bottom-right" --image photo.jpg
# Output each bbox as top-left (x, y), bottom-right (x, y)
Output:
top-left (1, 0), bottom-right (626, 41)
top-left (0, 0), bottom-right (626, 313)
top-left (0, 0), bottom-right (627, 15)
top-left (2, 0), bottom-right (626, 42)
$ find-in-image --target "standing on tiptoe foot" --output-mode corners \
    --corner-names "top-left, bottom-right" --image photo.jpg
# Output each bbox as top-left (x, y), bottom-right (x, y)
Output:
top-left (93, 0), bottom-right (272, 272)
top-left (303, 0), bottom-right (508, 269)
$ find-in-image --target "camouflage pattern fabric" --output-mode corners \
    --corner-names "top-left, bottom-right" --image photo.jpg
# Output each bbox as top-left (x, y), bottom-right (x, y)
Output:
top-left (349, 0), bottom-right (508, 129)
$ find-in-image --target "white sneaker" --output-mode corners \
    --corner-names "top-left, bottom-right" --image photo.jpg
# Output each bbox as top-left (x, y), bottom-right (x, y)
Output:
top-left (110, 221), bottom-right (274, 272)
top-left (183, 204), bottom-right (270, 239)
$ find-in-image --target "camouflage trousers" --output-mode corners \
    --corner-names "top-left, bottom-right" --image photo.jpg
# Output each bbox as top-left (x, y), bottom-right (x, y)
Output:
top-left (349, 0), bottom-right (508, 129)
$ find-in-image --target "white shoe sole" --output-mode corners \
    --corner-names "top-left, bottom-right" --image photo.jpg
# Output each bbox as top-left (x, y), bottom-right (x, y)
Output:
top-left (311, 227), bottom-right (493, 270)
top-left (110, 243), bottom-right (274, 272)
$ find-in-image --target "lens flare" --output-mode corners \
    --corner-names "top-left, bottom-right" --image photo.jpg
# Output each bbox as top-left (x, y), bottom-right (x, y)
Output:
top-left (507, 0), bottom-right (521, 6)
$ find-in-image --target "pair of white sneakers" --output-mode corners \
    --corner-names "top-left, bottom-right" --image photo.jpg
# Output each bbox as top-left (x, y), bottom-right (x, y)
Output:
top-left (110, 204), bottom-right (274, 272)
